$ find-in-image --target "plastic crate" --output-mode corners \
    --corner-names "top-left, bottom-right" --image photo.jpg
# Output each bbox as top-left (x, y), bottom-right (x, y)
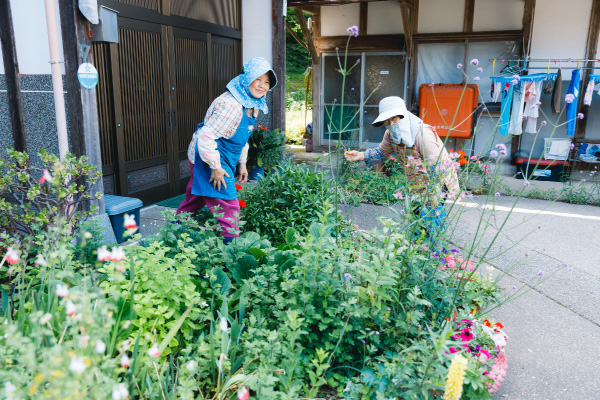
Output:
top-left (105, 195), bottom-right (143, 243)
top-left (515, 157), bottom-right (570, 182)
top-left (543, 138), bottom-right (571, 160)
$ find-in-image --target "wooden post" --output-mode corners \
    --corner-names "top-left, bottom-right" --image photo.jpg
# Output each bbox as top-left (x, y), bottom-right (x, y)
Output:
top-left (575, 0), bottom-right (600, 140)
top-left (0, 0), bottom-right (27, 153)
top-left (359, 2), bottom-right (368, 36)
top-left (463, 0), bottom-right (475, 33)
top-left (295, 9), bottom-right (318, 64)
top-left (58, 0), bottom-right (104, 213)
top-left (272, 0), bottom-right (286, 132)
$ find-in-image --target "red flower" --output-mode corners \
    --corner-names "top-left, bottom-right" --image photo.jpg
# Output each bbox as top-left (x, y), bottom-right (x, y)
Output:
top-left (390, 156), bottom-right (397, 162)
top-left (238, 199), bottom-right (246, 208)
top-left (495, 322), bottom-right (504, 329)
top-left (235, 184), bottom-right (242, 190)
top-left (483, 320), bottom-right (491, 327)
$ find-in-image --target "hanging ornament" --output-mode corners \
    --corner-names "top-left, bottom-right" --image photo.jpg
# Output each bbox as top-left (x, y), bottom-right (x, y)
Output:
top-left (79, 0), bottom-right (99, 24)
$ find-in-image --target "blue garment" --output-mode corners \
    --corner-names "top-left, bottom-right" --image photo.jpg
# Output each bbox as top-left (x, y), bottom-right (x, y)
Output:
top-left (566, 69), bottom-right (581, 136)
top-left (192, 112), bottom-right (255, 200)
top-left (420, 204), bottom-right (447, 236)
top-left (226, 57), bottom-right (277, 114)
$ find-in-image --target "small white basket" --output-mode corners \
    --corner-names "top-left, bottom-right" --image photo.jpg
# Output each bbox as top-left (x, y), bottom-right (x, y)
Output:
top-left (543, 138), bottom-right (571, 160)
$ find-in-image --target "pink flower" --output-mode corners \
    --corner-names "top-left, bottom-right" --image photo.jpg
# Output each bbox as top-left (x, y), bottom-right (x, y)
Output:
top-left (524, 180), bottom-right (531, 187)
top-left (512, 74), bottom-right (520, 81)
top-left (238, 386), bottom-right (250, 400)
top-left (474, 77), bottom-right (480, 81)
top-left (565, 94), bottom-right (575, 103)
top-left (541, 121), bottom-right (547, 126)
top-left (457, 63), bottom-right (463, 69)
top-left (577, 113), bottom-right (584, 119)
top-left (570, 143), bottom-right (575, 150)
top-left (120, 354), bottom-right (131, 367)
top-left (511, 79), bottom-right (519, 85)
top-left (477, 67), bottom-right (483, 72)
top-left (470, 58), bottom-right (479, 66)
top-left (39, 169), bottom-right (53, 184)
top-left (65, 300), bottom-right (76, 316)
top-left (470, 156), bottom-right (477, 161)
top-left (495, 143), bottom-right (507, 153)
top-left (449, 347), bottom-right (460, 353)
top-left (392, 191), bottom-right (404, 200)
top-left (5, 247), bottom-right (19, 265)
top-left (97, 245), bottom-right (111, 262)
top-left (346, 25), bottom-right (359, 37)
top-left (489, 150), bottom-right (499, 158)
top-left (147, 343), bottom-right (161, 357)
top-left (124, 214), bottom-right (137, 230)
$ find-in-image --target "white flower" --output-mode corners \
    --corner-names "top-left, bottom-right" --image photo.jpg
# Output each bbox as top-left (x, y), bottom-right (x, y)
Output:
top-left (5, 381), bottom-right (16, 394)
top-left (40, 313), bottom-right (52, 324)
top-left (68, 356), bottom-right (86, 374)
top-left (109, 247), bottom-right (125, 262)
top-left (35, 254), bottom-right (47, 266)
top-left (219, 317), bottom-right (228, 332)
top-left (97, 245), bottom-right (111, 262)
top-left (65, 300), bottom-right (76, 316)
top-left (83, 231), bottom-right (93, 239)
top-left (112, 383), bottom-right (129, 400)
top-left (5, 247), bottom-right (19, 265)
top-left (96, 340), bottom-right (106, 354)
top-left (200, 301), bottom-right (208, 308)
top-left (56, 283), bottom-right (69, 298)
top-left (123, 320), bottom-right (131, 329)
top-left (120, 354), bottom-right (131, 367)
top-left (237, 385), bottom-right (250, 400)
top-left (185, 360), bottom-right (198, 372)
top-left (491, 332), bottom-right (507, 348)
top-left (147, 343), bottom-right (160, 357)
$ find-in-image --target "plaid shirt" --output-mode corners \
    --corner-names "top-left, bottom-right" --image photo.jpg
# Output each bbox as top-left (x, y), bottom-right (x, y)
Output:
top-left (364, 125), bottom-right (461, 203)
top-left (187, 92), bottom-right (257, 168)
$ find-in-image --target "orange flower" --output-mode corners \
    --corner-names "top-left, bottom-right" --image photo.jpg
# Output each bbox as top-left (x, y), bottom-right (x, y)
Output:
top-left (458, 150), bottom-right (466, 156)
top-left (238, 199), bottom-right (246, 208)
top-left (495, 322), bottom-right (504, 329)
top-left (459, 159), bottom-right (466, 165)
top-left (449, 149), bottom-right (455, 153)
top-left (235, 184), bottom-right (242, 190)
top-left (483, 320), bottom-right (491, 327)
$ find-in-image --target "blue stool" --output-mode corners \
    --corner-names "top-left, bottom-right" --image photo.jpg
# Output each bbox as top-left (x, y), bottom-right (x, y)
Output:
top-left (105, 195), bottom-right (143, 243)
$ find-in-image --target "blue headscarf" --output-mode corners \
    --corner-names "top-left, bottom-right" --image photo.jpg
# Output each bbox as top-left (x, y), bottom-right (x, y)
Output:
top-left (226, 57), bottom-right (277, 114)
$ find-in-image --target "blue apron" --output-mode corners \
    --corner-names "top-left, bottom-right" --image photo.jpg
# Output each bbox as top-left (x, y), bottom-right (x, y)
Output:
top-left (192, 111), bottom-right (255, 200)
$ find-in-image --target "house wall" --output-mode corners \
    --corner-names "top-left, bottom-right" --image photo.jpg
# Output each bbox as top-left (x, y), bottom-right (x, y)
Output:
top-left (418, 0), bottom-right (465, 33)
top-left (0, 0), bottom-right (65, 162)
top-left (320, 4), bottom-right (360, 36)
top-left (367, 1), bottom-right (403, 35)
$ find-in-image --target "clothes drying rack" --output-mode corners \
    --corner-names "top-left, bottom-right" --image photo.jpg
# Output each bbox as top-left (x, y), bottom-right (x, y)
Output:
top-left (487, 58), bottom-right (600, 71)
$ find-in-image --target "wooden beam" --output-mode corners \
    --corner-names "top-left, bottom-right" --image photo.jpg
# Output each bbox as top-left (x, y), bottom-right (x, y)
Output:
top-left (286, 21), bottom-right (309, 51)
top-left (359, 2), bottom-right (368, 36)
top-left (399, 1), bottom-right (412, 57)
top-left (464, 0), bottom-right (474, 32)
top-left (58, 0), bottom-right (104, 212)
top-left (576, 0), bottom-right (600, 140)
top-left (272, 0), bottom-right (286, 132)
top-left (316, 34), bottom-right (405, 52)
top-left (406, 0), bottom-right (418, 110)
top-left (289, 0), bottom-right (416, 6)
top-left (0, 0), bottom-right (27, 152)
top-left (295, 9), bottom-right (319, 64)
top-left (414, 30), bottom-right (523, 43)
top-left (288, 5), bottom-right (321, 14)
top-left (522, 0), bottom-right (536, 60)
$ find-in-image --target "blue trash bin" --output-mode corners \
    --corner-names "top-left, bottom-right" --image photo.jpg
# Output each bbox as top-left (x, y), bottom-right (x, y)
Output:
top-left (104, 195), bottom-right (143, 243)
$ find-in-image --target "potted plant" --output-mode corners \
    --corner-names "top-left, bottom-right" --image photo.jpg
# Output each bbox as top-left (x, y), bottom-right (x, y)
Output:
top-left (246, 125), bottom-right (287, 180)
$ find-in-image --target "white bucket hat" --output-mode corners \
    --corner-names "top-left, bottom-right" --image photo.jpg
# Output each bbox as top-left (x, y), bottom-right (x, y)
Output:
top-left (372, 96), bottom-right (408, 127)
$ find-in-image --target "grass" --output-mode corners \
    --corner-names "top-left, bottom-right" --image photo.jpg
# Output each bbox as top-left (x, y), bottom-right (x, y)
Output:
top-left (285, 70), bottom-right (313, 145)
top-left (286, 109), bottom-right (312, 145)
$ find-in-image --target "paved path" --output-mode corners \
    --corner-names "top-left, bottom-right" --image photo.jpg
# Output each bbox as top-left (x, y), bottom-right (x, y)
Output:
top-left (346, 197), bottom-right (600, 399)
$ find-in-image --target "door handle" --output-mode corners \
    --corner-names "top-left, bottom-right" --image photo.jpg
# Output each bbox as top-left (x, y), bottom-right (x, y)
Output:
top-left (167, 110), bottom-right (171, 130)
top-left (172, 109), bottom-right (177, 131)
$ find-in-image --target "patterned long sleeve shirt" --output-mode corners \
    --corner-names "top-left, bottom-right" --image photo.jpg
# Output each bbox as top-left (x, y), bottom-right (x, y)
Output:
top-left (187, 92), bottom-right (257, 168)
top-left (363, 125), bottom-right (461, 201)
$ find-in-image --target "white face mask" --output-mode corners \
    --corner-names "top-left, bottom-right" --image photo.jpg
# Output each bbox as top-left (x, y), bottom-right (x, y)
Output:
top-left (387, 117), bottom-right (414, 146)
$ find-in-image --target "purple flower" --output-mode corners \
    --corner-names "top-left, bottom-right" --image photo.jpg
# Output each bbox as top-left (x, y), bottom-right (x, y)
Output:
top-left (538, 270), bottom-right (545, 278)
top-left (474, 77), bottom-right (481, 81)
top-left (565, 94), bottom-right (575, 103)
top-left (482, 107), bottom-right (487, 112)
top-left (346, 25), bottom-right (359, 37)
top-left (535, 101), bottom-right (542, 106)
top-left (477, 67), bottom-right (483, 73)
top-left (495, 192), bottom-right (501, 197)
top-left (564, 263), bottom-right (569, 268)
top-left (356, 59), bottom-right (361, 63)
top-left (351, 87), bottom-right (355, 90)
top-left (512, 285), bottom-right (517, 290)
top-left (457, 63), bottom-right (463, 69)
top-left (524, 180), bottom-right (531, 187)
top-left (335, 47), bottom-right (339, 51)
top-left (577, 113), bottom-right (584, 119)
top-left (375, 331), bottom-right (380, 335)
top-left (361, 339), bottom-right (365, 344)
top-left (344, 273), bottom-right (352, 280)
top-left (451, 249), bottom-right (459, 253)
top-left (489, 150), bottom-right (499, 158)
top-left (470, 59), bottom-right (479, 66)
top-left (570, 143), bottom-right (575, 150)
top-left (541, 120), bottom-right (547, 126)
top-left (496, 143), bottom-right (507, 153)
top-left (512, 74), bottom-right (520, 81)
top-left (511, 79), bottom-right (519, 85)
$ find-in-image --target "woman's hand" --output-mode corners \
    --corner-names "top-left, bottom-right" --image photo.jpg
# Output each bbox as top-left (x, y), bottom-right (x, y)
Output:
top-left (237, 163), bottom-right (248, 184)
top-left (209, 167), bottom-right (229, 191)
top-left (344, 150), bottom-right (365, 162)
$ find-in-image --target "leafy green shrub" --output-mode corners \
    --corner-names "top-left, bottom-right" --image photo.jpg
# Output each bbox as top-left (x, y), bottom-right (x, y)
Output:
top-left (247, 126), bottom-right (288, 172)
top-left (0, 149), bottom-right (101, 238)
top-left (240, 163), bottom-right (339, 244)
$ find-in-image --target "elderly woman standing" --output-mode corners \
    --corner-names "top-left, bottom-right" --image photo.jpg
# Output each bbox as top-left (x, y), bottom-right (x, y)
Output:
top-left (177, 57), bottom-right (277, 243)
top-left (345, 96), bottom-right (461, 210)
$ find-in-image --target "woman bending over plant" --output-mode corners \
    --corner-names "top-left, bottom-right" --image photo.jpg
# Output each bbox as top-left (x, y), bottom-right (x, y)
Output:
top-left (177, 57), bottom-right (277, 243)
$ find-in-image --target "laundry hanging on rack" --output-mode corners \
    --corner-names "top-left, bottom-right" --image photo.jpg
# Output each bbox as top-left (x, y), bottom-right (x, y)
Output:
top-left (524, 80), bottom-right (543, 133)
top-left (566, 69), bottom-right (581, 136)
top-left (551, 69), bottom-right (562, 115)
top-left (509, 81), bottom-right (526, 135)
top-left (584, 78), bottom-right (595, 106)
